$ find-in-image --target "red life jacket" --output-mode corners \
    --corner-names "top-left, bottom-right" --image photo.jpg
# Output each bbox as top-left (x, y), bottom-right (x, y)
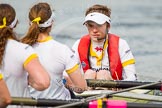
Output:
top-left (78, 33), bottom-right (123, 80)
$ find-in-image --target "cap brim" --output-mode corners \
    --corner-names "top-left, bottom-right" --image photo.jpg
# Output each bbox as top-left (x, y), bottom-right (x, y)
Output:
top-left (83, 12), bottom-right (111, 25)
top-left (83, 19), bottom-right (106, 25)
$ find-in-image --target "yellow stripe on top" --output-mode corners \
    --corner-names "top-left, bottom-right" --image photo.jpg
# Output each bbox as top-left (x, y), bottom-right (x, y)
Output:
top-left (23, 53), bottom-right (38, 67)
top-left (38, 36), bottom-right (53, 42)
top-left (122, 59), bottom-right (135, 67)
top-left (0, 73), bottom-right (3, 80)
top-left (97, 99), bottom-right (102, 108)
top-left (66, 64), bottom-right (79, 74)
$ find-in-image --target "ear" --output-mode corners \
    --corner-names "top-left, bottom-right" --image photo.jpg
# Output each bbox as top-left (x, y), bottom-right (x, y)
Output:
top-left (47, 26), bottom-right (52, 33)
top-left (107, 23), bottom-right (110, 28)
top-left (107, 23), bottom-right (110, 32)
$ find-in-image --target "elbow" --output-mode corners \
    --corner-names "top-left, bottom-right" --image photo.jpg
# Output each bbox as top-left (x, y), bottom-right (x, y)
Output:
top-left (40, 74), bottom-right (50, 90)
top-left (35, 82), bottom-right (50, 91)
top-left (41, 73), bottom-right (51, 90)
top-left (44, 79), bottom-right (50, 89)
top-left (32, 77), bottom-right (50, 91)
top-left (44, 77), bottom-right (50, 89)
top-left (41, 82), bottom-right (50, 91)
top-left (38, 78), bottom-right (50, 91)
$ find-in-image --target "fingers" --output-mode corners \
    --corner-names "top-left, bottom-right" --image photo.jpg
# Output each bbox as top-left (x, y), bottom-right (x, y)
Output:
top-left (84, 69), bottom-right (96, 79)
top-left (96, 70), bottom-right (113, 80)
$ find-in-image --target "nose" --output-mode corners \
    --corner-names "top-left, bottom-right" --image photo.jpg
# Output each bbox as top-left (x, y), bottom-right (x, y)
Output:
top-left (92, 26), bottom-right (98, 33)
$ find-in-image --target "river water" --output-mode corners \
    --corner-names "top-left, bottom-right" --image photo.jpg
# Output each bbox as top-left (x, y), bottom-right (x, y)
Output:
top-left (1, 0), bottom-right (162, 82)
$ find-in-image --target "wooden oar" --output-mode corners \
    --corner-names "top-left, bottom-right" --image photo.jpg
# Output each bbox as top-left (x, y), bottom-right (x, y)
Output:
top-left (54, 81), bottom-right (162, 108)
top-left (86, 79), bottom-right (162, 89)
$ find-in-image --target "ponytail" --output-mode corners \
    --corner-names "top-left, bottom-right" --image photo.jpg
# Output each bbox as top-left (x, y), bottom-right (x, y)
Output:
top-left (21, 23), bottom-right (40, 46)
top-left (0, 27), bottom-right (17, 67)
top-left (21, 3), bottom-right (53, 45)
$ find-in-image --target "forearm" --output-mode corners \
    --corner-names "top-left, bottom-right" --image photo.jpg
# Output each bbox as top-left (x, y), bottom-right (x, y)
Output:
top-left (67, 68), bottom-right (87, 93)
top-left (0, 80), bottom-right (11, 108)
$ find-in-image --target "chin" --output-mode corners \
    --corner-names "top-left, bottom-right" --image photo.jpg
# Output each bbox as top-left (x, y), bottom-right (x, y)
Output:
top-left (91, 38), bottom-right (98, 42)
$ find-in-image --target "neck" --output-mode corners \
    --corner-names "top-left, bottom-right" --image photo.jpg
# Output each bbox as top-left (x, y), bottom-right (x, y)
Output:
top-left (95, 34), bottom-right (108, 43)
top-left (38, 33), bottom-right (49, 42)
top-left (97, 37), bottom-right (105, 42)
top-left (92, 39), bottom-right (105, 45)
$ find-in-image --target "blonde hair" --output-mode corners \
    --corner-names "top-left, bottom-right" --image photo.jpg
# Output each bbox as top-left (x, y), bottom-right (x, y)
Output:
top-left (21, 2), bottom-right (52, 46)
top-left (0, 4), bottom-right (17, 67)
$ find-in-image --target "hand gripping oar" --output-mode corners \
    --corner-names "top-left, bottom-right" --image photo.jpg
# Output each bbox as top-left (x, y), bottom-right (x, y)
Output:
top-left (54, 80), bottom-right (162, 108)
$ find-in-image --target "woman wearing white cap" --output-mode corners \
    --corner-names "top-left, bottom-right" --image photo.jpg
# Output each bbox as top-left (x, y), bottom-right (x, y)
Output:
top-left (21, 2), bottom-right (87, 100)
top-left (72, 4), bottom-right (137, 84)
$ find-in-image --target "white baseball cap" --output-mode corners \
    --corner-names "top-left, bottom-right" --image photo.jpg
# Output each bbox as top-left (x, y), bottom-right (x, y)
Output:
top-left (83, 12), bottom-right (111, 25)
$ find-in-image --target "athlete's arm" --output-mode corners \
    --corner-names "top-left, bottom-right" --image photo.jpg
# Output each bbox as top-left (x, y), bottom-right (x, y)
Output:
top-left (24, 57), bottom-right (50, 91)
top-left (67, 66), bottom-right (87, 93)
top-left (123, 64), bottom-right (137, 81)
top-left (0, 74), bottom-right (11, 108)
top-left (119, 39), bottom-right (137, 81)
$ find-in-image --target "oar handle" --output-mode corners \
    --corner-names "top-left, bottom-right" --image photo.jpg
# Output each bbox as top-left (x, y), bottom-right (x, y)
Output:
top-left (11, 97), bottom-right (37, 106)
top-left (11, 97), bottom-right (80, 107)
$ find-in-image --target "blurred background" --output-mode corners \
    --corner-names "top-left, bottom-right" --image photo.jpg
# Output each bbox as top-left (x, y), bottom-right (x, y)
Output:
top-left (1, 0), bottom-right (162, 81)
